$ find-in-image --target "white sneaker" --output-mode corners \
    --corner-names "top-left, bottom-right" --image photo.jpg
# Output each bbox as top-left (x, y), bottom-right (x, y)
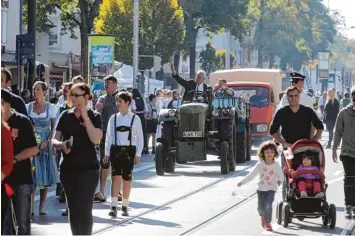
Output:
top-left (315, 192), bottom-right (325, 198)
top-left (300, 191), bottom-right (308, 197)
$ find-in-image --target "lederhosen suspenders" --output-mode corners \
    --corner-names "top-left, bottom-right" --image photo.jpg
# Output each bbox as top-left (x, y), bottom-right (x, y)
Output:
top-left (110, 114), bottom-right (137, 161)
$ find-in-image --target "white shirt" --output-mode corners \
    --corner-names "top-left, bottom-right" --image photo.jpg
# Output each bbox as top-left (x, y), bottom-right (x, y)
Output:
top-left (277, 90), bottom-right (315, 111)
top-left (26, 102), bottom-right (58, 119)
top-left (156, 97), bottom-right (164, 111)
top-left (130, 99), bottom-right (147, 113)
top-left (195, 83), bottom-right (204, 92)
top-left (241, 160), bottom-right (284, 192)
top-left (56, 96), bottom-right (65, 107)
top-left (105, 111), bottom-right (144, 157)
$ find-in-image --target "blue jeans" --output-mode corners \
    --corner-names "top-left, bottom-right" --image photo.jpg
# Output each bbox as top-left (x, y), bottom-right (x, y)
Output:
top-left (3, 184), bottom-right (33, 235)
top-left (257, 190), bottom-right (275, 224)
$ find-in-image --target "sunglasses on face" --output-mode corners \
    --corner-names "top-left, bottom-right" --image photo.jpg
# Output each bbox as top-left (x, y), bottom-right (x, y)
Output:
top-left (288, 94), bottom-right (299, 98)
top-left (70, 93), bottom-right (85, 98)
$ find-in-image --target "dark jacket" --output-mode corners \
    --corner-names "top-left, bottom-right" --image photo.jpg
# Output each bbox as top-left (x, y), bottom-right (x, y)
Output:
top-left (323, 99), bottom-right (340, 123)
top-left (172, 73), bottom-right (211, 103)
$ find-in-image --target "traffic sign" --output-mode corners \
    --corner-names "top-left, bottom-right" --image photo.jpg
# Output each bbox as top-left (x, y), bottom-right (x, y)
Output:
top-left (15, 33), bottom-right (35, 65)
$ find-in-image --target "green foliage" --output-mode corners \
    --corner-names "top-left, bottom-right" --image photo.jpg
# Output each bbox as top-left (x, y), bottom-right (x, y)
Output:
top-left (179, 0), bottom-right (249, 77)
top-left (95, 0), bottom-right (185, 70)
top-left (247, 0), bottom-right (337, 70)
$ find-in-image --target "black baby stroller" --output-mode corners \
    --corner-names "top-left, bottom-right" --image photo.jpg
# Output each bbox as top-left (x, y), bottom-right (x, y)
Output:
top-left (276, 139), bottom-right (336, 228)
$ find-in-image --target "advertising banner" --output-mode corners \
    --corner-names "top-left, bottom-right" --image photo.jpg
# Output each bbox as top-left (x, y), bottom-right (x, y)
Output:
top-left (88, 34), bottom-right (115, 91)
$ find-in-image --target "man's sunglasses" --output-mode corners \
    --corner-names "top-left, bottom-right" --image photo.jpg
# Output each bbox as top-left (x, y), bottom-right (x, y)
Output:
top-left (287, 94), bottom-right (299, 98)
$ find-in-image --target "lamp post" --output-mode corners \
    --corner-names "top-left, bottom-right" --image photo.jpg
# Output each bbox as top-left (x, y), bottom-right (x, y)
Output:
top-left (133, 0), bottom-right (140, 89)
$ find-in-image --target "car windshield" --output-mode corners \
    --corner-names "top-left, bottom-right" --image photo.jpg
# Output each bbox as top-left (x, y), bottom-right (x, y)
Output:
top-left (230, 86), bottom-right (269, 107)
top-left (212, 97), bottom-right (236, 108)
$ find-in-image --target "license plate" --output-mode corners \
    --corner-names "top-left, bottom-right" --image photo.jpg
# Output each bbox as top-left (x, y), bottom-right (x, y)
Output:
top-left (182, 131), bottom-right (203, 137)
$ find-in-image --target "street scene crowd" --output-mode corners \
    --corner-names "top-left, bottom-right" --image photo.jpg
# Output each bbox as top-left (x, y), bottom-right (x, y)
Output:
top-left (1, 63), bottom-right (355, 234)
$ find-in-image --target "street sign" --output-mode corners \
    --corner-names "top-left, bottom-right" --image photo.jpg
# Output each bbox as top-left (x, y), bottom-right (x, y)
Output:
top-left (36, 64), bottom-right (45, 78)
top-left (318, 52), bottom-right (330, 80)
top-left (15, 33), bottom-right (35, 65)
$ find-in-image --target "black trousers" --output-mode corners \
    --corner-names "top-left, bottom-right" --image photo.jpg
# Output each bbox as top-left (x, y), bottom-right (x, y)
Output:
top-left (325, 121), bottom-right (335, 146)
top-left (137, 113), bottom-right (148, 150)
top-left (1, 184), bottom-right (9, 234)
top-left (340, 155), bottom-right (355, 206)
top-left (61, 170), bottom-right (99, 235)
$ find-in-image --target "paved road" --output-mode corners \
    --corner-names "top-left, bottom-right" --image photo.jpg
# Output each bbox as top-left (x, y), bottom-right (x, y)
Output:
top-left (31, 131), bottom-right (355, 235)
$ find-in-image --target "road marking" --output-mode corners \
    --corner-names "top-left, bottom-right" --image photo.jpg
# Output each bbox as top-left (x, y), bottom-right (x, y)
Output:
top-left (34, 163), bottom-right (155, 202)
top-left (340, 220), bottom-right (355, 235)
top-left (261, 175), bottom-right (344, 235)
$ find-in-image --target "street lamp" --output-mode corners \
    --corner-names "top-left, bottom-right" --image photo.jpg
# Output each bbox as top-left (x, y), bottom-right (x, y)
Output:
top-left (133, 0), bottom-right (139, 89)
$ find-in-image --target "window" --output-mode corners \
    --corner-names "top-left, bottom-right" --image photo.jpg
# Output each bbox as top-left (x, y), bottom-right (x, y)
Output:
top-left (49, 26), bottom-right (60, 48)
top-left (1, 8), bottom-right (8, 45)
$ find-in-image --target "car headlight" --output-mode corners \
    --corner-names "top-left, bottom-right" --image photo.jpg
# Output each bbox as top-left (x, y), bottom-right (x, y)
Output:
top-left (256, 124), bottom-right (268, 133)
top-left (168, 110), bottom-right (175, 117)
top-left (212, 110), bottom-right (219, 117)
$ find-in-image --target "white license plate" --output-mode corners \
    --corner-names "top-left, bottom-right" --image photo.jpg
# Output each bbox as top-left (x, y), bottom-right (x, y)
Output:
top-left (182, 131), bottom-right (203, 137)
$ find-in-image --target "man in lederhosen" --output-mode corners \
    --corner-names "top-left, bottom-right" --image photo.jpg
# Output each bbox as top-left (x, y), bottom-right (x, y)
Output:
top-left (103, 91), bottom-right (143, 217)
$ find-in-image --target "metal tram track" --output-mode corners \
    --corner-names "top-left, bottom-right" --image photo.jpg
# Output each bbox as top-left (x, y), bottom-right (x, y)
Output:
top-left (180, 192), bottom-right (258, 235)
top-left (93, 164), bottom-right (255, 235)
top-left (180, 139), bottom-right (331, 235)
top-left (94, 139), bottom-right (330, 235)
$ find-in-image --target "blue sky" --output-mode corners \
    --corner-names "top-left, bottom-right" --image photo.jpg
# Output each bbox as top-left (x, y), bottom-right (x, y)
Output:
top-left (325, 0), bottom-right (355, 39)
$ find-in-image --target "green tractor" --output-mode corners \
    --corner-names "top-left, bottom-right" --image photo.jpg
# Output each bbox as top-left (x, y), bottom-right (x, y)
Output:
top-left (155, 90), bottom-right (252, 176)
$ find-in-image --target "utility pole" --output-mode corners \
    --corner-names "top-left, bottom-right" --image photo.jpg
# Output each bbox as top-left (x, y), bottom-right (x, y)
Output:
top-left (18, 0), bottom-right (23, 91)
top-left (225, 30), bottom-right (230, 70)
top-left (132, 0), bottom-right (140, 89)
top-left (27, 0), bottom-right (36, 91)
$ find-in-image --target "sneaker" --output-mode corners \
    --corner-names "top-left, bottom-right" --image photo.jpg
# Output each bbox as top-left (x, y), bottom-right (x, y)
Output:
top-left (300, 191), bottom-right (308, 197)
top-left (122, 206), bottom-right (129, 216)
top-left (314, 192), bottom-right (325, 198)
top-left (261, 216), bottom-right (266, 228)
top-left (345, 205), bottom-right (352, 219)
top-left (109, 207), bottom-right (117, 217)
top-left (94, 192), bottom-right (106, 202)
top-left (264, 223), bottom-right (273, 231)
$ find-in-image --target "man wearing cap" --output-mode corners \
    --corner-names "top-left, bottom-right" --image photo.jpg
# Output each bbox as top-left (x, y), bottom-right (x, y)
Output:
top-left (277, 72), bottom-right (316, 111)
top-left (332, 86), bottom-right (355, 219)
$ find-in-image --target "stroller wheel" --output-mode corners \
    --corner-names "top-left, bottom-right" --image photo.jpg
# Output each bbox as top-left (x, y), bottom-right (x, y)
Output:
top-left (282, 203), bottom-right (290, 228)
top-left (322, 202), bottom-right (329, 226)
top-left (276, 201), bottom-right (283, 225)
top-left (329, 204), bottom-right (336, 229)
top-left (297, 217), bottom-right (305, 221)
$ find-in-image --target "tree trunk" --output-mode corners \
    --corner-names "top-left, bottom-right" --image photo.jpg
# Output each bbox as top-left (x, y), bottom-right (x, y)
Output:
top-left (79, 0), bottom-right (89, 82)
top-left (184, 12), bottom-right (197, 79)
top-left (257, 49), bottom-right (263, 68)
top-left (172, 53), bottom-right (180, 89)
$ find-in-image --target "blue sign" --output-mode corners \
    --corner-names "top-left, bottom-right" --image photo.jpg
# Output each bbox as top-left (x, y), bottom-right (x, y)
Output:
top-left (90, 45), bottom-right (113, 77)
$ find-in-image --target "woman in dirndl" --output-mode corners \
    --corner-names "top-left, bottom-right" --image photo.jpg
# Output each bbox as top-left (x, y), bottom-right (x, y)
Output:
top-left (26, 81), bottom-right (58, 215)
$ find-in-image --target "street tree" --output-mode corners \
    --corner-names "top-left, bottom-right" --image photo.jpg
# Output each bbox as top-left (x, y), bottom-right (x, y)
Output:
top-left (247, 0), bottom-right (337, 70)
top-left (95, 0), bottom-right (185, 71)
top-left (24, 0), bottom-right (102, 81)
top-left (179, 0), bottom-right (249, 78)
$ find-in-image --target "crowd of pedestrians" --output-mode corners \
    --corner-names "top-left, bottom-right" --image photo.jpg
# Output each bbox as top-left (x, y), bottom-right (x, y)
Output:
top-left (1, 65), bottom-right (354, 234)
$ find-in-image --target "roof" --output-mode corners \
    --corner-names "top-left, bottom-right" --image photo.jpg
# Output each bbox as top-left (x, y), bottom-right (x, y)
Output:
top-left (226, 81), bottom-right (273, 87)
top-left (211, 68), bottom-right (282, 74)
